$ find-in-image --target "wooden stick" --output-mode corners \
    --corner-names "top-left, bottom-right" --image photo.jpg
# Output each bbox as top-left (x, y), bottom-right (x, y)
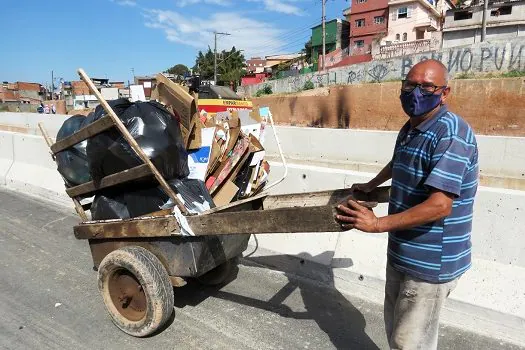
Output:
top-left (38, 122), bottom-right (89, 221)
top-left (77, 68), bottom-right (189, 215)
top-left (50, 116), bottom-right (114, 154)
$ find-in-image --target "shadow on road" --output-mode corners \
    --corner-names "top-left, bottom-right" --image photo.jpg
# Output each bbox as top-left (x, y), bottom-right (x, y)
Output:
top-left (173, 251), bottom-right (379, 350)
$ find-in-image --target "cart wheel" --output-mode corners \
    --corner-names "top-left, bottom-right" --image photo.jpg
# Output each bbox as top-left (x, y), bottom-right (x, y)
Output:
top-left (98, 246), bottom-right (174, 337)
top-left (196, 257), bottom-right (238, 286)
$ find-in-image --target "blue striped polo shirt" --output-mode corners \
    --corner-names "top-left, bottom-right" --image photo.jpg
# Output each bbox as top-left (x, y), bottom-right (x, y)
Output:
top-left (388, 106), bottom-right (479, 283)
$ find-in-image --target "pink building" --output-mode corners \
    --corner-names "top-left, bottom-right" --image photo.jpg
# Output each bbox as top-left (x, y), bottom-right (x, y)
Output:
top-left (385, 0), bottom-right (442, 43)
top-left (374, 0), bottom-right (454, 58)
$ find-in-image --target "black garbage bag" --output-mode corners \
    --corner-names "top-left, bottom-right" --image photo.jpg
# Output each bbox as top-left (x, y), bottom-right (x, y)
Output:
top-left (55, 115), bottom-right (92, 186)
top-left (163, 178), bottom-right (215, 214)
top-left (86, 99), bottom-right (189, 181)
top-left (91, 184), bottom-right (168, 220)
top-left (91, 178), bottom-right (215, 220)
top-left (90, 191), bottom-right (130, 220)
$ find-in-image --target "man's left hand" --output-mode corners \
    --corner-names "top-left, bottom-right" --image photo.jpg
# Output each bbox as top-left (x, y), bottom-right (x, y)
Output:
top-left (335, 199), bottom-right (382, 233)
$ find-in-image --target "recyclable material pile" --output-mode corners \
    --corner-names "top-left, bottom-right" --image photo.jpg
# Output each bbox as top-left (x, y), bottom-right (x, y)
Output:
top-left (55, 74), bottom-right (270, 220)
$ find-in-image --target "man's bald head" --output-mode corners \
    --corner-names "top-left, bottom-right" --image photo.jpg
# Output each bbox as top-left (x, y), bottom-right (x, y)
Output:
top-left (407, 59), bottom-right (449, 86)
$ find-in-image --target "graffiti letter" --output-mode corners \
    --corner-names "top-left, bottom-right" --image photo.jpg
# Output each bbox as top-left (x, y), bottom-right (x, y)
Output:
top-left (494, 47), bottom-right (507, 70)
top-left (508, 44), bottom-right (524, 71)
top-left (432, 51), bottom-right (443, 62)
top-left (447, 49), bottom-right (461, 73)
top-left (479, 47), bottom-right (492, 72)
top-left (347, 71), bottom-right (357, 84)
top-left (460, 49), bottom-right (473, 72)
top-left (401, 57), bottom-right (413, 78)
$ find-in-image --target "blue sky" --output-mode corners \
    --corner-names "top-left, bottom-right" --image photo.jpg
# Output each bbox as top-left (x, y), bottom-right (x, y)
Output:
top-left (1, 0), bottom-right (348, 86)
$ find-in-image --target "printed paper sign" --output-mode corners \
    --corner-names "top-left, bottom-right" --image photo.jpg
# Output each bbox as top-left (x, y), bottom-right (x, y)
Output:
top-left (187, 127), bottom-right (215, 181)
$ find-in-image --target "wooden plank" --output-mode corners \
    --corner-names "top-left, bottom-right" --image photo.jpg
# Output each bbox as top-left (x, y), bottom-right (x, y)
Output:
top-left (188, 206), bottom-right (343, 235)
top-left (73, 199), bottom-right (89, 221)
top-left (262, 186), bottom-right (391, 210)
top-left (65, 164), bottom-right (152, 197)
top-left (50, 116), bottom-right (114, 154)
top-left (77, 68), bottom-right (189, 216)
top-left (74, 215), bottom-right (180, 239)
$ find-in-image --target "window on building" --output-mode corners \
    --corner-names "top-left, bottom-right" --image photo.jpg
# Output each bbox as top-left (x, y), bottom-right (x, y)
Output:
top-left (454, 11), bottom-right (473, 20)
top-left (491, 6), bottom-right (512, 16)
top-left (357, 0), bottom-right (367, 3)
top-left (402, 33), bottom-right (408, 41)
top-left (374, 16), bottom-right (385, 24)
top-left (355, 40), bottom-right (365, 48)
top-left (416, 30), bottom-right (424, 40)
top-left (396, 33), bottom-right (400, 41)
top-left (398, 7), bottom-right (408, 19)
top-left (355, 18), bottom-right (365, 27)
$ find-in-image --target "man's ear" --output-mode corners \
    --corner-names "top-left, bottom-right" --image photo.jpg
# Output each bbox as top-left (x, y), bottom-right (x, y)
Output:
top-left (441, 86), bottom-right (451, 104)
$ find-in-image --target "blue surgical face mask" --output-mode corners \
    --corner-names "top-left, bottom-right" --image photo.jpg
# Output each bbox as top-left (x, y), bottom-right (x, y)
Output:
top-left (400, 86), bottom-right (442, 118)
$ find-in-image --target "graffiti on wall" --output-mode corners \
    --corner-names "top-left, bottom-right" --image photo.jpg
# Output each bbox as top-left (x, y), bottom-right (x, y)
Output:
top-left (244, 39), bottom-right (525, 96)
top-left (401, 42), bottom-right (525, 77)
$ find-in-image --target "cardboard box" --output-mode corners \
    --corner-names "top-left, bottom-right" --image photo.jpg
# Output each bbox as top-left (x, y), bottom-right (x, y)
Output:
top-left (212, 180), bottom-right (239, 207)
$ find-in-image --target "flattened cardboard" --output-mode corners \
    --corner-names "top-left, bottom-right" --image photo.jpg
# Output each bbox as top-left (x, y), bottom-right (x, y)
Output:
top-left (208, 136), bottom-right (251, 194)
top-left (212, 180), bottom-right (239, 207)
top-left (155, 73), bottom-right (196, 130)
top-left (186, 113), bottom-right (204, 150)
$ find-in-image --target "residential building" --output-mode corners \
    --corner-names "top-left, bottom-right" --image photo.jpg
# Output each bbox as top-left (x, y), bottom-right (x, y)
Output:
top-left (443, 0), bottom-right (525, 48)
top-left (310, 19), bottom-right (350, 69)
top-left (134, 76), bottom-right (156, 99)
top-left (386, 0), bottom-right (441, 44)
top-left (374, 0), bottom-right (454, 58)
top-left (241, 72), bottom-right (270, 86)
top-left (265, 54), bottom-right (303, 68)
top-left (246, 57), bottom-right (267, 73)
top-left (0, 81), bottom-right (44, 104)
top-left (346, 0), bottom-right (389, 55)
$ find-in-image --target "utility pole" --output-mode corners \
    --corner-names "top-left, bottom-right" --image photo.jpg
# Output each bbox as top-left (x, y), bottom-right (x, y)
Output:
top-left (214, 31), bottom-right (231, 85)
top-left (481, 0), bottom-right (489, 42)
top-left (322, 0), bottom-right (327, 71)
top-left (51, 70), bottom-right (54, 100)
top-left (131, 68), bottom-right (135, 85)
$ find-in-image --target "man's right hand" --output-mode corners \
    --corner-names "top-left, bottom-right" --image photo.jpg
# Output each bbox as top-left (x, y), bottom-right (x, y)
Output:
top-left (350, 182), bottom-right (375, 194)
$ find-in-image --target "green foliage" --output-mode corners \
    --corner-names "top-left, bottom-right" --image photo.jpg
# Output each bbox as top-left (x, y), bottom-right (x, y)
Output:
top-left (255, 84), bottom-right (272, 97)
top-left (192, 46), bottom-right (246, 85)
top-left (455, 72), bottom-right (475, 79)
top-left (501, 70), bottom-right (525, 78)
top-left (303, 81), bottom-right (314, 90)
top-left (165, 64), bottom-right (189, 76)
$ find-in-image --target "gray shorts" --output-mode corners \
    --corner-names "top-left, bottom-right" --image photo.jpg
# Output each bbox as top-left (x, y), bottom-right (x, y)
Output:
top-left (384, 264), bottom-right (459, 350)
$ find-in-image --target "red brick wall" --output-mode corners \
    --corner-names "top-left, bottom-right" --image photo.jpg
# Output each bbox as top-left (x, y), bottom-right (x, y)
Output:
top-left (15, 82), bottom-right (41, 91)
top-left (72, 81), bottom-right (90, 95)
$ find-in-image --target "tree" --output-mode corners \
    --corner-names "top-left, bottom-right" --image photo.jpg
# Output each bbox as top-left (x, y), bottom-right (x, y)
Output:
top-left (303, 39), bottom-right (312, 64)
top-left (165, 64), bottom-right (189, 76)
top-left (192, 46), bottom-right (246, 86)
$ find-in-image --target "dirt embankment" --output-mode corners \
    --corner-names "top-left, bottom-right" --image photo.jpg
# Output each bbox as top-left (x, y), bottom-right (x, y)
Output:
top-left (252, 78), bottom-right (525, 136)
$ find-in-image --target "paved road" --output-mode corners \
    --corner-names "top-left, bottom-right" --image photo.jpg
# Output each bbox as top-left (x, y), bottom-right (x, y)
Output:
top-left (0, 188), bottom-right (522, 350)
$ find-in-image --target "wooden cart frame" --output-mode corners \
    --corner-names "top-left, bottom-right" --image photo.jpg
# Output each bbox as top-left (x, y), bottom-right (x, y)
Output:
top-left (41, 68), bottom-right (390, 337)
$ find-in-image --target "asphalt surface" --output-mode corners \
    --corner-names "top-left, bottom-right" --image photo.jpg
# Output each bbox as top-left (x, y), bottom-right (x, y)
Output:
top-left (0, 188), bottom-right (523, 350)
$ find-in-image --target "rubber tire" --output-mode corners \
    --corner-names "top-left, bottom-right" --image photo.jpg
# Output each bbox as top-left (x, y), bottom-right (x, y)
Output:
top-left (196, 258), bottom-right (238, 286)
top-left (98, 246), bottom-right (174, 337)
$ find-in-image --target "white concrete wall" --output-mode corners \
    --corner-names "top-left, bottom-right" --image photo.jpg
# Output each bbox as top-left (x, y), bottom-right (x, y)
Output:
top-left (263, 126), bottom-right (525, 181)
top-left (1, 114), bottom-right (524, 345)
